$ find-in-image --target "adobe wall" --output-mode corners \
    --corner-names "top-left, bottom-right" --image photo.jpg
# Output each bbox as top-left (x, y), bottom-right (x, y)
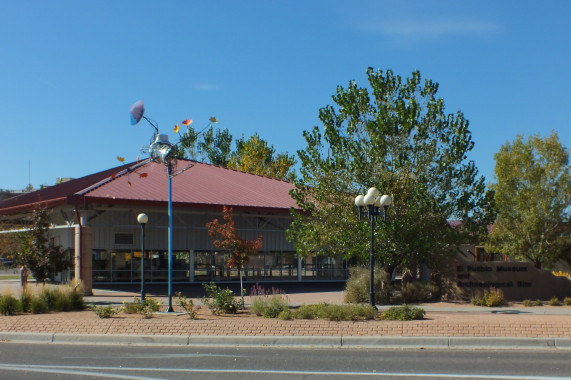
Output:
top-left (441, 247), bottom-right (571, 301)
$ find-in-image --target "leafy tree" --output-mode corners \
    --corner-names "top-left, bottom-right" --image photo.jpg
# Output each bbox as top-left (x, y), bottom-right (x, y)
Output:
top-left (485, 132), bottom-right (571, 268)
top-left (198, 127), bottom-right (233, 166)
top-left (288, 67), bottom-right (493, 282)
top-left (206, 206), bottom-right (263, 305)
top-left (177, 121), bottom-right (296, 180)
top-left (16, 207), bottom-right (71, 284)
top-left (0, 222), bottom-right (19, 262)
top-left (228, 133), bottom-right (296, 181)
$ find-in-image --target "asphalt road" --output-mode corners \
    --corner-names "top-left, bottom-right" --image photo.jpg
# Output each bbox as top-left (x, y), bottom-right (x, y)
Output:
top-left (0, 343), bottom-right (570, 379)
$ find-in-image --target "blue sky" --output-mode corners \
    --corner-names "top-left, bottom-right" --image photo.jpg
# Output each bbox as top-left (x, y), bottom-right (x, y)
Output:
top-left (1, 0), bottom-right (569, 190)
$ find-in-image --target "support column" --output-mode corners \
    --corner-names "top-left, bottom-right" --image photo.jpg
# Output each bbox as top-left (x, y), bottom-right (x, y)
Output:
top-left (189, 250), bottom-right (195, 283)
top-left (74, 225), bottom-right (93, 296)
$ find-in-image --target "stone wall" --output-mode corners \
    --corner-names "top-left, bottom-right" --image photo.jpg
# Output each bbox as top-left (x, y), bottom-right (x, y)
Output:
top-left (442, 246), bottom-right (571, 301)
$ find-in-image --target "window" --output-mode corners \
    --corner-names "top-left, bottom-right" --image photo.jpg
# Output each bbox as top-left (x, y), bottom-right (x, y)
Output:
top-left (114, 233), bottom-right (134, 245)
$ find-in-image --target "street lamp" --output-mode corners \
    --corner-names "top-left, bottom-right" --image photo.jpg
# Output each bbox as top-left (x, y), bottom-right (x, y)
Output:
top-left (355, 187), bottom-right (391, 308)
top-left (137, 213), bottom-right (148, 301)
top-left (130, 101), bottom-right (176, 312)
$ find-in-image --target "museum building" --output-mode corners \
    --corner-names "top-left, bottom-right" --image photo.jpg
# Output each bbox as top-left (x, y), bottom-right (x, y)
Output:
top-left (0, 159), bottom-right (349, 294)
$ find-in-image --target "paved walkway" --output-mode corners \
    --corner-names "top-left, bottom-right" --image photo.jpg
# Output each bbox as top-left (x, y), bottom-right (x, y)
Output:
top-left (1, 280), bottom-right (571, 348)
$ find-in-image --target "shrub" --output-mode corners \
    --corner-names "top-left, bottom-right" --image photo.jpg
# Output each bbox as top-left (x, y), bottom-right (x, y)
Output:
top-left (122, 299), bottom-right (142, 314)
top-left (534, 299), bottom-right (543, 306)
top-left (293, 303), bottom-right (377, 321)
top-left (250, 294), bottom-right (289, 318)
top-left (471, 288), bottom-right (504, 307)
top-left (19, 288), bottom-right (33, 313)
top-left (0, 293), bottom-right (20, 316)
top-left (30, 296), bottom-right (48, 314)
top-left (344, 267), bottom-right (391, 305)
top-left (176, 292), bottom-right (200, 319)
top-left (381, 305), bottom-right (425, 321)
top-left (564, 297), bottom-right (571, 306)
top-left (38, 286), bottom-right (58, 311)
top-left (400, 282), bottom-right (438, 303)
top-left (202, 283), bottom-right (241, 315)
top-left (295, 304), bottom-right (320, 319)
top-left (318, 304), bottom-right (377, 321)
top-left (140, 297), bottom-right (161, 318)
top-left (121, 297), bottom-right (161, 318)
top-left (548, 297), bottom-right (561, 306)
top-left (278, 309), bottom-right (294, 320)
top-left (92, 305), bottom-right (117, 318)
top-left (522, 299), bottom-right (533, 307)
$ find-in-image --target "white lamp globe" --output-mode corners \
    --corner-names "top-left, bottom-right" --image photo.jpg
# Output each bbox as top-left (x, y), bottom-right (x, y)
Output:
top-left (380, 195), bottom-right (392, 207)
top-left (137, 213), bottom-right (149, 224)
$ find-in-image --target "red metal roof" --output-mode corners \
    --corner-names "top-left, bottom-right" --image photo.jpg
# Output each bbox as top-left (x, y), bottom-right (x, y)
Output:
top-left (0, 159), bottom-right (297, 215)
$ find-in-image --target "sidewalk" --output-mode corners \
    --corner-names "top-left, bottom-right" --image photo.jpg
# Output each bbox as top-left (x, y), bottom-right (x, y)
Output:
top-left (1, 280), bottom-right (571, 349)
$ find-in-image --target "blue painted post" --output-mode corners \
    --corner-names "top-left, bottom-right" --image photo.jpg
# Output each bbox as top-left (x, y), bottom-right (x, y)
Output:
top-left (167, 166), bottom-right (174, 312)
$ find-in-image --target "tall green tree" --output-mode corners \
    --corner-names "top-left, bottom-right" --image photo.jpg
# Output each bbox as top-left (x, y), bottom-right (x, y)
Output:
top-left (485, 132), bottom-right (571, 268)
top-left (178, 122), bottom-right (296, 180)
top-left (16, 207), bottom-right (70, 283)
top-left (288, 68), bottom-right (493, 279)
top-left (228, 133), bottom-right (296, 181)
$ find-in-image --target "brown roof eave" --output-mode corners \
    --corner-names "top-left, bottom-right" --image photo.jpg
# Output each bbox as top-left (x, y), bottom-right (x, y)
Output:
top-left (0, 197), bottom-right (69, 216)
top-left (78, 196), bottom-right (296, 215)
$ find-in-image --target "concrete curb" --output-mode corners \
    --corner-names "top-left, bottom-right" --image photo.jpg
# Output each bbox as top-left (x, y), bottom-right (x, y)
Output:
top-left (52, 333), bottom-right (190, 346)
top-left (342, 336), bottom-right (449, 348)
top-left (189, 335), bottom-right (341, 347)
top-left (0, 332), bottom-right (54, 343)
top-left (1, 333), bottom-right (570, 349)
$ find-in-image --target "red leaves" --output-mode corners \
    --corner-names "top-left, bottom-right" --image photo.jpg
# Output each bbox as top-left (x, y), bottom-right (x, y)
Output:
top-left (206, 206), bottom-right (263, 271)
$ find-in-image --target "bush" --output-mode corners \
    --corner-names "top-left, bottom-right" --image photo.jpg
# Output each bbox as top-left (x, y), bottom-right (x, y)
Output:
top-left (295, 304), bottom-right (319, 319)
top-left (140, 297), bottom-right (161, 318)
top-left (534, 299), bottom-right (543, 306)
top-left (121, 297), bottom-right (161, 318)
top-left (202, 283), bottom-right (241, 315)
top-left (471, 287), bottom-right (504, 307)
top-left (250, 294), bottom-right (289, 318)
top-left (344, 267), bottom-right (391, 305)
top-left (30, 296), bottom-right (48, 314)
top-left (548, 297), bottom-right (561, 306)
top-left (380, 304), bottom-right (425, 321)
top-left (522, 299), bottom-right (533, 307)
top-left (122, 299), bottom-right (142, 314)
top-left (564, 297), bottom-right (571, 306)
top-left (293, 303), bottom-right (377, 321)
top-left (92, 305), bottom-right (117, 318)
top-left (400, 282), bottom-right (438, 303)
top-left (176, 292), bottom-right (200, 319)
top-left (278, 309), bottom-right (294, 320)
top-left (19, 288), bottom-right (33, 313)
top-left (0, 293), bottom-right (20, 316)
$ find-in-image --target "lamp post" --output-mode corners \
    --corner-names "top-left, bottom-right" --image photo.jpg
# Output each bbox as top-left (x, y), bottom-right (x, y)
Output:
top-left (355, 187), bottom-right (391, 308)
top-left (137, 213), bottom-right (148, 301)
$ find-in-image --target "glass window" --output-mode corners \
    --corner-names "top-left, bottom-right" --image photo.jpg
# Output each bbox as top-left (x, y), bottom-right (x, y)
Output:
top-left (281, 252), bottom-right (297, 280)
top-left (112, 250), bottom-right (132, 282)
top-left (302, 255), bottom-right (317, 280)
top-left (194, 251), bottom-right (214, 281)
top-left (245, 253), bottom-right (265, 281)
top-left (173, 251), bottom-right (190, 281)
